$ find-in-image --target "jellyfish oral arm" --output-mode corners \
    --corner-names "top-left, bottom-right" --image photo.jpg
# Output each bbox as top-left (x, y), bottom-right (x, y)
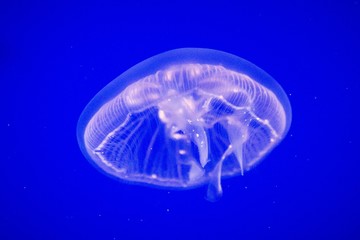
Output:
top-left (205, 144), bottom-right (234, 202)
top-left (157, 93), bottom-right (210, 167)
top-left (223, 118), bottom-right (247, 175)
top-left (186, 124), bottom-right (209, 167)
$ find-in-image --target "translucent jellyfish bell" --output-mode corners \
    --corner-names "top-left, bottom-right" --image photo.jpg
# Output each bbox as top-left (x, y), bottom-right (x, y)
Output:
top-left (77, 48), bottom-right (292, 201)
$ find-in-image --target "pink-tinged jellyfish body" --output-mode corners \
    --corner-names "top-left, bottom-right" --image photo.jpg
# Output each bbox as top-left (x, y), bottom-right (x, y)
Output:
top-left (77, 48), bottom-right (292, 201)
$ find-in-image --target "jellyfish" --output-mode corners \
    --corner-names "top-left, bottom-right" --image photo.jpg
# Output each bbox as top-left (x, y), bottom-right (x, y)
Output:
top-left (77, 48), bottom-right (292, 201)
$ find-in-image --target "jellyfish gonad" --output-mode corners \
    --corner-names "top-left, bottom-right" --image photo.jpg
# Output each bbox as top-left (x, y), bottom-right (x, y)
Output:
top-left (77, 48), bottom-right (292, 201)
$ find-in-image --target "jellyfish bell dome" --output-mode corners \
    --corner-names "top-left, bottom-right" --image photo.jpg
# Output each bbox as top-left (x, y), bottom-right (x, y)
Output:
top-left (77, 48), bottom-right (292, 201)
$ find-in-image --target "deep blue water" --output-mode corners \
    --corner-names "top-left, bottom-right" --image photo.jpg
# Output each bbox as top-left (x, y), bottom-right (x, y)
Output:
top-left (2, 1), bottom-right (359, 239)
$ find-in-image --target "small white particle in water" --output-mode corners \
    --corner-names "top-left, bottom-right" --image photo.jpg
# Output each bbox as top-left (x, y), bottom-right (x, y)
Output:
top-left (196, 133), bottom-right (199, 138)
top-left (166, 208), bottom-right (170, 212)
top-left (151, 174), bottom-right (157, 179)
top-left (179, 150), bottom-right (186, 155)
top-left (270, 138), bottom-right (274, 142)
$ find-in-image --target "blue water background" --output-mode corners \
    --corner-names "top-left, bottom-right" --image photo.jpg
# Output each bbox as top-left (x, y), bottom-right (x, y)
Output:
top-left (2, 1), bottom-right (359, 239)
